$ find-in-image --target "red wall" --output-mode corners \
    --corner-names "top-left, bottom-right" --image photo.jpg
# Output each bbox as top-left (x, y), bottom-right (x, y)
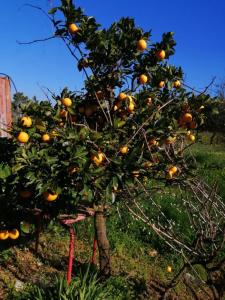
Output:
top-left (0, 77), bottom-right (12, 137)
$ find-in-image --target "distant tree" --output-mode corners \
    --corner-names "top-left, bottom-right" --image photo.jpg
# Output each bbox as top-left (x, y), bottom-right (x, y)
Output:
top-left (215, 79), bottom-right (225, 100)
top-left (12, 92), bottom-right (38, 120)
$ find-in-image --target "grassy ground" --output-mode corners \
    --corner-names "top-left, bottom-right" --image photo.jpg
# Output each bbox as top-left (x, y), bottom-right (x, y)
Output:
top-left (0, 136), bottom-right (225, 299)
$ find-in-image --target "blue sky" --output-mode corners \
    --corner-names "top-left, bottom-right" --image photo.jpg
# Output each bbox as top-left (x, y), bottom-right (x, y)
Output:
top-left (0, 0), bottom-right (225, 99)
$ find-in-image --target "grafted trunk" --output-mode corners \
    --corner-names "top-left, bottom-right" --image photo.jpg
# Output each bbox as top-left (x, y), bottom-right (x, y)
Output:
top-left (94, 206), bottom-right (111, 277)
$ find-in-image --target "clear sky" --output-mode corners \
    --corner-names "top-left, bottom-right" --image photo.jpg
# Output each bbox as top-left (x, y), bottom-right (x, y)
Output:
top-left (0, 0), bottom-right (225, 99)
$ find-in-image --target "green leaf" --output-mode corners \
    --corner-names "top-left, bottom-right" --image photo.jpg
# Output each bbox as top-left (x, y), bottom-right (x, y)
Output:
top-left (48, 7), bottom-right (57, 14)
top-left (20, 222), bottom-right (35, 234)
top-left (0, 163), bottom-right (11, 179)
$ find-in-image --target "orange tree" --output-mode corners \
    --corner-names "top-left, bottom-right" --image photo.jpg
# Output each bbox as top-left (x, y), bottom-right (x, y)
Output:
top-left (0, 0), bottom-right (203, 277)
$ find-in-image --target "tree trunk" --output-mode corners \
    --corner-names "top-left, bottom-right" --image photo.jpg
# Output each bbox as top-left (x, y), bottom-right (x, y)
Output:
top-left (94, 206), bottom-right (111, 278)
top-left (210, 132), bottom-right (216, 145)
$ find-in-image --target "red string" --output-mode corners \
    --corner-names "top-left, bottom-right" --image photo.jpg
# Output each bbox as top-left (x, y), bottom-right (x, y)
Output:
top-left (67, 226), bottom-right (75, 284)
top-left (91, 237), bottom-right (97, 265)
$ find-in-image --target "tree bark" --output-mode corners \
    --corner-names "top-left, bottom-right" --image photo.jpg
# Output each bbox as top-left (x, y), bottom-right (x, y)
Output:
top-left (210, 132), bottom-right (216, 145)
top-left (94, 206), bottom-right (111, 278)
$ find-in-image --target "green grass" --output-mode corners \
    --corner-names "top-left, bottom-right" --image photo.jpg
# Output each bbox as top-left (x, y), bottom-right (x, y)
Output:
top-left (192, 141), bottom-right (225, 198)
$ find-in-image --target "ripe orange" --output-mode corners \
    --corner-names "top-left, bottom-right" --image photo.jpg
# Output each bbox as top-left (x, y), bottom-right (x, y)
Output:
top-left (120, 146), bottom-right (129, 154)
top-left (8, 229), bottom-right (20, 240)
top-left (167, 266), bottom-right (172, 273)
top-left (118, 92), bottom-right (127, 101)
top-left (19, 190), bottom-right (32, 198)
top-left (187, 134), bottom-right (195, 142)
top-left (158, 81), bottom-right (165, 88)
top-left (173, 80), bottom-right (181, 88)
top-left (68, 23), bottom-right (79, 34)
top-left (0, 230), bottom-right (9, 240)
top-left (42, 134), bottom-right (51, 143)
top-left (182, 113), bottom-right (192, 123)
top-left (156, 50), bottom-right (166, 60)
top-left (17, 132), bottom-right (29, 143)
top-left (91, 151), bottom-right (105, 166)
top-left (62, 98), bottom-right (72, 107)
top-left (43, 191), bottom-right (58, 202)
top-left (139, 74), bottom-right (148, 85)
top-left (137, 39), bottom-right (147, 51)
top-left (168, 166), bottom-right (178, 175)
top-left (21, 116), bottom-right (32, 128)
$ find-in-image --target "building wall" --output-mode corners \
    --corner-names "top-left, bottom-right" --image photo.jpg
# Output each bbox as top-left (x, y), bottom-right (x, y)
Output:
top-left (0, 77), bottom-right (12, 137)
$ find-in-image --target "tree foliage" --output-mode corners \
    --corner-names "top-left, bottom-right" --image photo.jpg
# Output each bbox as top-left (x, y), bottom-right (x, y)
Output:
top-left (0, 0), bottom-right (204, 243)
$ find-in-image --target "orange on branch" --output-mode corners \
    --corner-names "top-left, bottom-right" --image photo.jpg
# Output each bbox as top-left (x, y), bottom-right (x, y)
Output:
top-left (17, 132), bottom-right (29, 143)
top-left (42, 134), bottom-right (51, 143)
top-left (68, 23), bottom-right (79, 34)
top-left (8, 229), bottom-right (20, 240)
top-left (173, 80), bottom-right (181, 88)
top-left (21, 116), bottom-right (32, 128)
top-left (168, 166), bottom-right (178, 175)
top-left (182, 113), bottom-right (192, 123)
top-left (167, 266), bottom-right (172, 273)
top-left (118, 92), bottom-right (127, 101)
top-left (0, 230), bottom-right (9, 240)
top-left (120, 146), bottom-right (129, 154)
top-left (43, 191), bottom-right (58, 202)
top-left (91, 151), bottom-right (105, 166)
top-left (187, 133), bottom-right (195, 142)
top-left (137, 39), bottom-right (147, 51)
top-left (139, 74), bottom-right (148, 85)
top-left (62, 98), bottom-right (72, 107)
top-left (158, 81), bottom-right (165, 88)
top-left (156, 50), bottom-right (166, 60)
